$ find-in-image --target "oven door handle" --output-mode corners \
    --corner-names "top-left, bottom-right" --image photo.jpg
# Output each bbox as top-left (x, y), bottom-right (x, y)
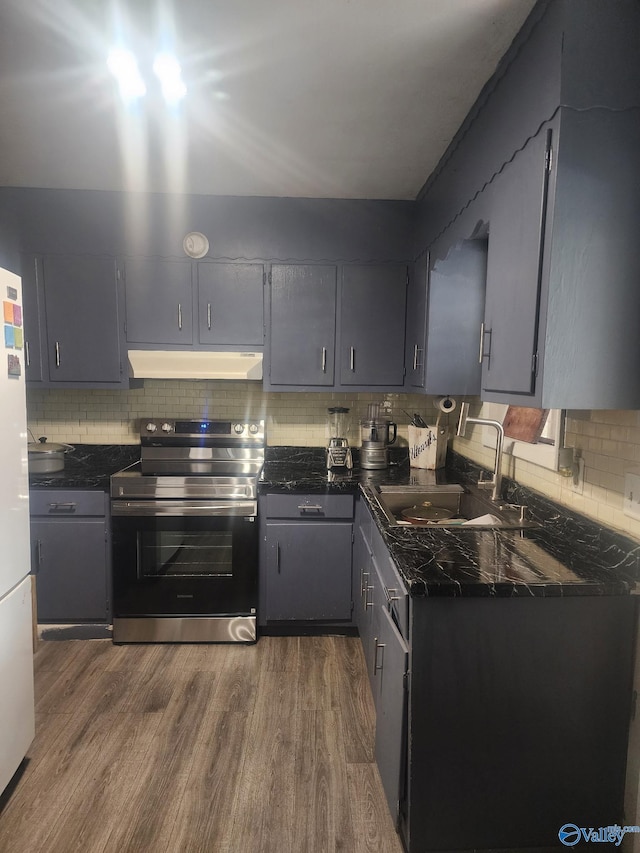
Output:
top-left (111, 500), bottom-right (257, 517)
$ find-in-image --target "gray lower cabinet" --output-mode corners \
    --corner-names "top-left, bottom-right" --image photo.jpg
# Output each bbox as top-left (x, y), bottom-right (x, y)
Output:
top-left (196, 262), bottom-right (265, 346)
top-left (259, 493), bottom-right (354, 625)
top-left (373, 603), bottom-right (409, 827)
top-left (30, 490), bottom-right (111, 623)
top-left (355, 495), bottom-right (636, 852)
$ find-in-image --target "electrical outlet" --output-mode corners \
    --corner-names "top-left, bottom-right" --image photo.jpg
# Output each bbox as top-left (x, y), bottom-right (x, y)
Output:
top-left (624, 472), bottom-right (640, 520)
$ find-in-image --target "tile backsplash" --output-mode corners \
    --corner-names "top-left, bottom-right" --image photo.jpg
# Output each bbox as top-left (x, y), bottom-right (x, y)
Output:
top-left (27, 382), bottom-right (640, 541)
top-left (26, 381), bottom-right (443, 449)
top-left (453, 405), bottom-right (640, 541)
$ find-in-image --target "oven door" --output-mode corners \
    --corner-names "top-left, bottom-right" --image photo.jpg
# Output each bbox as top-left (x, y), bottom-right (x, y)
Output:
top-left (111, 501), bottom-right (258, 617)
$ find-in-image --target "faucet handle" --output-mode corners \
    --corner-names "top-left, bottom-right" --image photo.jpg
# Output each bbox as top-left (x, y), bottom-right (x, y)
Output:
top-left (477, 471), bottom-right (494, 489)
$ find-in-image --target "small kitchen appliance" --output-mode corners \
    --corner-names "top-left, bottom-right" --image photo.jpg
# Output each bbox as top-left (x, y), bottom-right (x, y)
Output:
top-left (360, 404), bottom-right (397, 470)
top-left (110, 418), bottom-right (265, 644)
top-left (326, 406), bottom-right (353, 473)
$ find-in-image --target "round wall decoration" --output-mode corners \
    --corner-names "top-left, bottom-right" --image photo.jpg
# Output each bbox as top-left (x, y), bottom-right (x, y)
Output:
top-left (183, 232), bottom-right (210, 258)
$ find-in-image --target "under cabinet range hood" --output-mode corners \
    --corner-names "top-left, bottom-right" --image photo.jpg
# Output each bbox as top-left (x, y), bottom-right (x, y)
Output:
top-left (128, 350), bottom-right (263, 381)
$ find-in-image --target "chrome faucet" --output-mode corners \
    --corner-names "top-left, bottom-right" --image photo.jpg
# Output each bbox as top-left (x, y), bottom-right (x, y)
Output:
top-left (456, 402), bottom-right (504, 501)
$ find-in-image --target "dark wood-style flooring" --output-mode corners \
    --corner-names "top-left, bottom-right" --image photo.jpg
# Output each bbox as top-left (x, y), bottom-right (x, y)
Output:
top-left (0, 636), bottom-right (404, 853)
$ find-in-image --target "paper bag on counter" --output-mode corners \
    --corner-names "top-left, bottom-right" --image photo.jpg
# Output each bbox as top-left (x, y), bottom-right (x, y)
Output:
top-left (408, 425), bottom-right (448, 469)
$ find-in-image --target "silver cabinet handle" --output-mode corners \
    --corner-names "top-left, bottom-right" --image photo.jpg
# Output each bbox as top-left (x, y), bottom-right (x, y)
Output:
top-left (55, 341), bottom-right (61, 367)
top-left (48, 502), bottom-right (77, 513)
top-left (178, 304), bottom-right (183, 331)
top-left (479, 322), bottom-right (491, 363)
top-left (321, 347), bottom-right (327, 373)
top-left (350, 346), bottom-right (355, 371)
top-left (207, 303), bottom-right (212, 330)
top-left (25, 341), bottom-right (30, 367)
top-left (360, 569), bottom-right (369, 598)
top-left (384, 586), bottom-right (401, 605)
top-left (33, 539), bottom-right (42, 573)
top-left (276, 541), bottom-right (281, 573)
top-left (297, 505), bottom-right (323, 512)
top-left (413, 344), bottom-right (418, 371)
top-left (374, 638), bottom-right (385, 673)
top-left (365, 585), bottom-right (374, 608)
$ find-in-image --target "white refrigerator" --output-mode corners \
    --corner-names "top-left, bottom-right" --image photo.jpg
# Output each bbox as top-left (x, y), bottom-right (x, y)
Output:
top-left (0, 266), bottom-right (35, 795)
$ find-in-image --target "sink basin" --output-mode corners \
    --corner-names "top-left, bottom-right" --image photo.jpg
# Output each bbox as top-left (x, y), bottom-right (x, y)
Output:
top-left (366, 484), bottom-right (537, 530)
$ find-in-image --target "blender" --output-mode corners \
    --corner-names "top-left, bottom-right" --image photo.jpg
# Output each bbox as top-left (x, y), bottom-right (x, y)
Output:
top-left (326, 406), bottom-right (353, 473)
top-left (360, 403), bottom-right (397, 469)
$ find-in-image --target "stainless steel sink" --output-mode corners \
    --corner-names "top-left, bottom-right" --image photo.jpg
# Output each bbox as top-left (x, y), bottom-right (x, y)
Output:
top-left (366, 483), bottom-right (537, 530)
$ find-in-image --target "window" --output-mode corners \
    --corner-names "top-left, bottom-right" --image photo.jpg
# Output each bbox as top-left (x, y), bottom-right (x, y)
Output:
top-left (481, 403), bottom-right (562, 471)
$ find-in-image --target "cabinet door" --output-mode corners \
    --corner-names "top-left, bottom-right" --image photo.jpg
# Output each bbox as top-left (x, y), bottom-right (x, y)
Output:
top-left (404, 257), bottom-right (428, 388)
top-left (42, 255), bottom-right (122, 383)
top-left (124, 258), bottom-right (193, 345)
top-left (374, 604), bottom-right (409, 827)
top-left (425, 240), bottom-right (485, 396)
top-left (197, 262), bottom-right (264, 346)
top-left (340, 264), bottom-right (407, 386)
top-left (264, 522), bottom-right (352, 621)
top-left (361, 551), bottom-right (385, 689)
top-left (21, 256), bottom-right (45, 383)
top-left (352, 521), bottom-right (372, 637)
top-left (31, 518), bottom-right (109, 622)
top-left (269, 264), bottom-right (337, 386)
top-left (483, 129), bottom-right (553, 395)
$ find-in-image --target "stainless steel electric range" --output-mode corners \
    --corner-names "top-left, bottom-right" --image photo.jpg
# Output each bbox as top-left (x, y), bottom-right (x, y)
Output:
top-left (110, 418), bottom-right (264, 644)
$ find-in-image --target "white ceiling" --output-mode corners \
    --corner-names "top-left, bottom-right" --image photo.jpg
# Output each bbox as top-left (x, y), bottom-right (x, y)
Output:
top-left (0, 0), bottom-right (538, 200)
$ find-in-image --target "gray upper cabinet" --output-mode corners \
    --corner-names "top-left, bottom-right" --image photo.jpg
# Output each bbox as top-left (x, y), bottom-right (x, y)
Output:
top-left (124, 258), bottom-right (193, 345)
top-left (268, 264), bottom-right (337, 387)
top-left (406, 241), bottom-right (485, 397)
top-left (41, 255), bottom-right (123, 384)
top-left (404, 257), bottom-right (428, 389)
top-left (21, 256), bottom-right (46, 383)
top-left (482, 128), bottom-right (552, 398)
top-left (197, 262), bottom-right (264, 346)
top-left (340, 264), bottom-right (407, 386)
top-left (425, 240), bottom-right (485, 396)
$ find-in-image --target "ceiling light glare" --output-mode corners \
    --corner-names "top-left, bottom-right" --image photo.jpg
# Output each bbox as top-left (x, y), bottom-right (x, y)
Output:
top-left (107, 47), bottom-right (147, 104)
top-left (153, 52), bottom-right (187, 105)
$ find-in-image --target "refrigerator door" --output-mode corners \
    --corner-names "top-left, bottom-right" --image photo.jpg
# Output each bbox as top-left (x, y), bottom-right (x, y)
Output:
top-left (0, 576), bottom-right (35, 793)
top-left (0, 268), bottom-right (30, 595)
top-left (0, 267), bottom-right (35, 796)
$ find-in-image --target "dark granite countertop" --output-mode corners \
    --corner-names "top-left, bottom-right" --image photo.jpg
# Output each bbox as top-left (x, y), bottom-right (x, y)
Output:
top-left (261, 447), bottom-right (640, 599)
top-left (29, 444), bottom-right (140, 491)
top-left (29, 444), bottom-right (640, 598)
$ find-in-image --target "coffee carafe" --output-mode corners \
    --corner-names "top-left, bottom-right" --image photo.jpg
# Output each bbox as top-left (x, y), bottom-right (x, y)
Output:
top-left (326, 406), bottom-right (353, 472)
top-left (360, 403), bottom-right (397, 469)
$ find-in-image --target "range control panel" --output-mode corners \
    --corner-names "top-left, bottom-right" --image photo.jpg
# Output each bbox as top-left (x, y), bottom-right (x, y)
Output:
top-left (140, 419), bottom-right (265, 443)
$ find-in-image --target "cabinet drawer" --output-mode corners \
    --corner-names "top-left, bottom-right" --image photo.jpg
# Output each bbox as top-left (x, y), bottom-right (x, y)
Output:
top-left (30, 489), bottom-right (106, 517)
top-left (265, 493), bottom-right (354, 520)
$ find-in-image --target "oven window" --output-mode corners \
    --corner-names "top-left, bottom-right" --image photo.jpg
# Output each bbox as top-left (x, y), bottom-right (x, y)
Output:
top-left (137, 531), bottom-right (233, 578)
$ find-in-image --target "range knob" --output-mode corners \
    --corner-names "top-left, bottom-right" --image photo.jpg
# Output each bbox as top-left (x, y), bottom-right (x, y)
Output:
top-left (161, 422), bottom-right (174, 433)
top-left (234, 423), bottom-right (245, 434)
top-left (145, 422), bottom-right (157, 433)
top-left (249, 423), bottom-right (259, 434)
